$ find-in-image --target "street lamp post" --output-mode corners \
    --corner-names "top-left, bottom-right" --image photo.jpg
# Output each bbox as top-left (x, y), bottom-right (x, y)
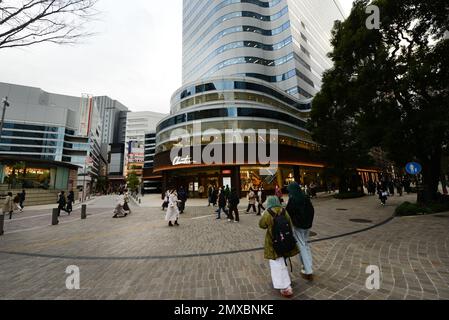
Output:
top-left (0, 97), bottom-right (10, 139)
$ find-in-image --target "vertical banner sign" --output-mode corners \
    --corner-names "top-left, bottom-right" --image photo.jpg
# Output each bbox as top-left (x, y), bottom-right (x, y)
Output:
top-left (79, 94), bottom-right (93, 137)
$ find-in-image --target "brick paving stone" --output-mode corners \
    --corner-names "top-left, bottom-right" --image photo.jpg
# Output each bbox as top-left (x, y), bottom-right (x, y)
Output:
top-left (0, 194), bottom-right (448, 300)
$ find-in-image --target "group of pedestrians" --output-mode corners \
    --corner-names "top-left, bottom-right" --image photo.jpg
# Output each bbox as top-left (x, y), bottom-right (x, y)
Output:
top-left (214, 186), bottom-right (240, 222)
top-left (2, 190), bottom-right (26, 219)
top-left (367, 177), bottom-right (412, 206)
top-left (259, 182), bottom-right (315, 298)
top-left (112, 190), bottom-right (132, 218)
top-left (57, 190), bottom-right (75, 216)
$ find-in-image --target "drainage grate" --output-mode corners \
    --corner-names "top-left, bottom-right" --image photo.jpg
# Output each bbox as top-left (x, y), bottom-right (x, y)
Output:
top-left (337, 208), bottom-right (348, 211)
top-left (349, 219), bottom-right (373, 223)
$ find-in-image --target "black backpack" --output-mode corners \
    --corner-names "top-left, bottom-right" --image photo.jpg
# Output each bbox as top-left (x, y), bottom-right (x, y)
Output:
top-left (268, 208), bottom-right (297, 258)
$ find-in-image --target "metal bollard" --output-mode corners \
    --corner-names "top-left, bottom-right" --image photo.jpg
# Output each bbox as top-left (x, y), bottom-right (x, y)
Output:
top-left (0, 214), bottom-right (4, 236)
top-left (52, 208), bottom-right (59, 226)
top-left (81, 204), bottom-right (87, 219)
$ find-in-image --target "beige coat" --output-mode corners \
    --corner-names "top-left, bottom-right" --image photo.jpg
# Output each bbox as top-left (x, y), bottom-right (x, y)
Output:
top-left (3, 195), bottom-right (14, 213)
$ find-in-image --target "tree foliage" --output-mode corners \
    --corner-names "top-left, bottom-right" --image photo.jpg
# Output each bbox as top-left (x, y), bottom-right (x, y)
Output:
top-left (310, 0), bottom-right (449, 203)
top-left (127, 171), bottom-right (139, 191)
top-left (0, 0), bottom-right (98, 49)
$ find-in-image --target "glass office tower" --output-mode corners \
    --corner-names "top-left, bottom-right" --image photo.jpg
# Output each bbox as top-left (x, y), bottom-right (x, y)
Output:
top-left (154, 0), bottom-right (351, 196)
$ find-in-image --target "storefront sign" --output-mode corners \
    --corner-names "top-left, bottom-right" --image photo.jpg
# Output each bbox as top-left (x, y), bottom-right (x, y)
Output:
top-left (172, 155), bottom-right (196, 166)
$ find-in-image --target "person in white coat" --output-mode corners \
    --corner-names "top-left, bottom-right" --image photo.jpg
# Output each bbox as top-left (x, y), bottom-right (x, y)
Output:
top-left (113, 194), bottom-right (127, 218)
top-left (165, 189), bottom-right (180, 227)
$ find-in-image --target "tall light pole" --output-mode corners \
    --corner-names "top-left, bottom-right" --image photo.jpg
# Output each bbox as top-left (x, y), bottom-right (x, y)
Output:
top-left (0, 97), bottom-right (10, 139)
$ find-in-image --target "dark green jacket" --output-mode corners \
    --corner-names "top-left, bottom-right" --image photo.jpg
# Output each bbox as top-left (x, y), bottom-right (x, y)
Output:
top-left (259, 207), bottom-right (299, 260)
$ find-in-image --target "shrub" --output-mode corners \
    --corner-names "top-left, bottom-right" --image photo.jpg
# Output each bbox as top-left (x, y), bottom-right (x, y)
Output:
top-left (395, 202), bottom-right (429, 216)
top-left (395, 200), bottom-right (449, 216)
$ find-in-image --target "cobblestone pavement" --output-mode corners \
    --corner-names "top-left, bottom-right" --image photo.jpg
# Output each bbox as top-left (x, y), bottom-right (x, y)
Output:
top-left (0, 194), bottom-right (448, 300)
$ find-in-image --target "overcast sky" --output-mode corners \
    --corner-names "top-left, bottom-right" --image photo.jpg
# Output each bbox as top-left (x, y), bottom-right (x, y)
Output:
top-left (0, 0), bottom-right (354, 114)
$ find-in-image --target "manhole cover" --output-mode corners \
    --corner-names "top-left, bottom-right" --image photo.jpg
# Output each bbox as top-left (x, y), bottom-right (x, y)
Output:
top-left (310, 231), bottom-right (318, 237)
top-left (349, 219), bottom-right (373, 223)
top-left (337, 208), bottom-right (348, 211)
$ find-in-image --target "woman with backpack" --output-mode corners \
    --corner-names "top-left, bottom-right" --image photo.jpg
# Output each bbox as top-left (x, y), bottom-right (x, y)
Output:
top-left (286, 182), bottom-right (315, 281)
top-left (259, 196), bottom-right (299, 298)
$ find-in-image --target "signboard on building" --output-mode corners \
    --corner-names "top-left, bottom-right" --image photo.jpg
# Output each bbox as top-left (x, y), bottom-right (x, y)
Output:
top-left (79, 94), bottom-right (93, 137)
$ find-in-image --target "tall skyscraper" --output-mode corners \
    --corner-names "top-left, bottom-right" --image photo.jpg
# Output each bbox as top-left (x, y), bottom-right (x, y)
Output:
top-left (182, 0), bottom-right (345, 98)
top-left (154, 0), bottom-right (347, 196)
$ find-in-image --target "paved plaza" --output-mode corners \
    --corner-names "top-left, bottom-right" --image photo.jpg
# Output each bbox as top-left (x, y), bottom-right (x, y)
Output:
top-left (0, 193), bottom-right (448, 300)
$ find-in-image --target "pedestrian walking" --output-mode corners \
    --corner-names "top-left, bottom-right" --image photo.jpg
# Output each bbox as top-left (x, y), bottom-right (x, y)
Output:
top-left (67, 190), bottom-right (75, 214)
top-left (3, 192), bottom-right (14, 220)
top-left (212, 187), bottom-right (218, 207)
top-left (215, 188), bottom-right (228, 220)
top-left (13, 193), bottom-right (22, 213)
top-left (198, 185), bottom-right (205, 198)
top-left (378, 188), bottom-right (388, 206)
top-left (257, 187), bottom-right (266, 216)
top-left (178, 186), bottom-right (188, 214)
top-left (113, 194), bottom-right (127, 218)
top-left (123, 190), bottom-right (131, 214)
top-left (57, 191), bottom-right (69, 216)
top-left (259, 196), bottom-right (299, 298)
top-left (224, 185), bottom-right (230, 200)
top-left (165, 189), bottom-right (180, 227)
top-left (19, 189), bottom-right (26, 211)
top-left (246, 188), bottom-right (257, 213)
top-left (207, 185), bottom-right (214, 206)
top-left (228, 188), bottom-right (240, 222)
top-left (395, 180), bottom-right (403, 196)
top-left (162, 190), bottom-right (169, 210)
top-left (286, 182), bottom-right (315, 281)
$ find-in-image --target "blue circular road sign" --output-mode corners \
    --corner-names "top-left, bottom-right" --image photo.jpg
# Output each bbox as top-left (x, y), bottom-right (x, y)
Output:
top-left (406, 162), bottom-right (422, 175)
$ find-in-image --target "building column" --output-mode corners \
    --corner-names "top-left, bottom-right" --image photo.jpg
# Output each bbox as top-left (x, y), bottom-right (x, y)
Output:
top-left (294, 166), bottom-right (301, 184)
top-left (232, 166), bottom-right (241, 198)
top-left (162, 171), bottom-right (168, 195)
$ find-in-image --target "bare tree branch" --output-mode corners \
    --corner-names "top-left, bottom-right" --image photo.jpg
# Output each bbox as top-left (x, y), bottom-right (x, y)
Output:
top-left (0, 0), bottom-right (99, 50)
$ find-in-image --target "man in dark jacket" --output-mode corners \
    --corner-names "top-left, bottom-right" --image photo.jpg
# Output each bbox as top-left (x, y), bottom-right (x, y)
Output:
top-left (19, 189), bottom-right (26, 211)
top-left (215, 188), bottom-right (228, 220)
top-left (57, 191), bottom-right (68, 216)
top-left (286, 182), bottom-right (315, 281)
top-left (228, 189), bottom-right (240, 222)
top-left (178, 186), bottom-right (188, 214)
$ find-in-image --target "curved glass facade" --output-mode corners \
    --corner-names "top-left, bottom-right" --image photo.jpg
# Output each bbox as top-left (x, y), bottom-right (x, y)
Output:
top-left (184, 36), bottom-right (293, 80)
top-left (157, 106), bottom-right (307, 133)
top-left (183, 0), bottom-right (283, 39)
top-left (185, 6), bottom-right (289, 51)
top-left (184, 21), bottom-right (291, 68)
top-left (172, 79), bottom-right (312, 109)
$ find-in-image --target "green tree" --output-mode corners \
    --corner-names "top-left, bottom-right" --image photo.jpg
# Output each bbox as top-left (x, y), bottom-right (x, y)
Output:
top-left (127, 172), bottom-right (139, 191)
top-left (310, 0), bottom-right (449, 203)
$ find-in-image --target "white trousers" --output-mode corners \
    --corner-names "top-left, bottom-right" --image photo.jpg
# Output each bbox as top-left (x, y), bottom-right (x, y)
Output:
top-left (269, 258), bottom-right (291, 290)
